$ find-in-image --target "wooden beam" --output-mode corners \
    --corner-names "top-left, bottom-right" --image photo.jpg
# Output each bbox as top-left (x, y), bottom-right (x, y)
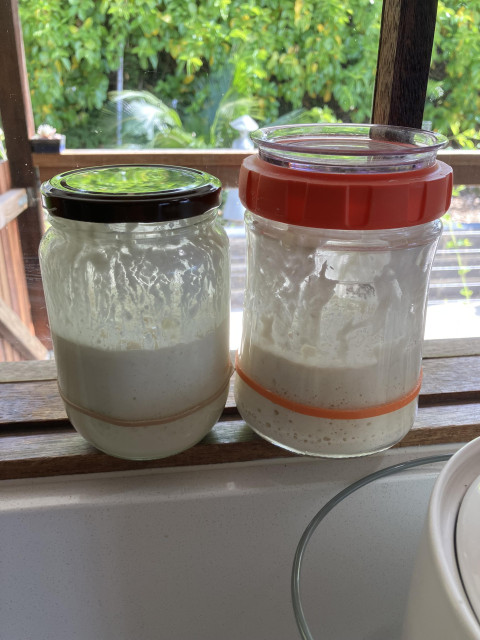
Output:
top-left (0, 0), bottom-right (50, 347)
top-left (0, 297), bottom-right (47, 360)
top-left (32, 149), bottom-right (480, 188)
top-left (33, 149), bottom-right (253, 189)
top-left (0, 189), bottom-right (28, 229)
top-left (372, 0), bottom-right (438, 128)
top-left (437, 150), bottom-right (480, 186)
top-left (0, 234), bottom-right (16, 360)
top-left (0, 161), bottom-right (11, 193)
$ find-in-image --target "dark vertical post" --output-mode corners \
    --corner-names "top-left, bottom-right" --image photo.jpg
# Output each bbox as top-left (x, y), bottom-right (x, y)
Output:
top-left (0, 0), bottom-right (50, 347)
top-left (372, 0), bottom-right (438, 128)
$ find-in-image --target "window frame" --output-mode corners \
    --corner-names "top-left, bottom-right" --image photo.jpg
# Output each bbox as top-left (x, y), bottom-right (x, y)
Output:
top-left (1, 0), bottom-right (480, 479)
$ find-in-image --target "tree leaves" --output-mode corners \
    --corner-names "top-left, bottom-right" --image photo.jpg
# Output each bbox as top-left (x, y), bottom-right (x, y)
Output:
top-left (18, 0), bottom-right (480, 149)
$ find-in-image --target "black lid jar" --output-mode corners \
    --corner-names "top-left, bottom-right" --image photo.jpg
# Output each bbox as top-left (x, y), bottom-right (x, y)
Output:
top-left (40, 165), bottom-right (231, 460)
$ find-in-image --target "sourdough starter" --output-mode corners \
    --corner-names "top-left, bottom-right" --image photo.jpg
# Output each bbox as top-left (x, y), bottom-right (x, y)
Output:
top-left (235, 344), bottom-right (417, 457)
top-left (53, 320), bottom-right (230, 460)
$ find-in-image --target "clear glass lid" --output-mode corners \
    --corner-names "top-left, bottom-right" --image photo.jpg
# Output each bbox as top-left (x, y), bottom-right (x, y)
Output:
top-left (251, 123), bottom-right (448, 173)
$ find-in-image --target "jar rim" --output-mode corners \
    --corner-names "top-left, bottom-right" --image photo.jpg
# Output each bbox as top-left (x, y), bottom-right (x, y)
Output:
top-left (41, 164), bottom-right (222, 223)
top-left (251, 124), bottom-right (448, 173)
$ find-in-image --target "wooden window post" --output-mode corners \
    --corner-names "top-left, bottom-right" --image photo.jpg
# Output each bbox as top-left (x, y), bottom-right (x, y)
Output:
top-left (372, 0), bottom-right (438, 128)
top-left (0, 0), bottom-right (50, 348)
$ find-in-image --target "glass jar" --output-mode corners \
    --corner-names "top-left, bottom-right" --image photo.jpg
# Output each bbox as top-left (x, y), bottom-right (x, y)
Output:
top-left (40, 165), bottom-right (230, 460)
top-left (235, 124), bottom-right (453, 458)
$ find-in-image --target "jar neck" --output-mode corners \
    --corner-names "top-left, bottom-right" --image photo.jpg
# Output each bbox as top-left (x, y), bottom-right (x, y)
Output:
top-left (47, 207), bottom-right (219, 237)
top-left (246, 211), bottom-right (443, 250)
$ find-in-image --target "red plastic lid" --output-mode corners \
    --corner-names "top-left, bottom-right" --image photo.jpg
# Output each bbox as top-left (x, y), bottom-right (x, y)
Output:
top-left (239, 154), bottom-right (452, 230)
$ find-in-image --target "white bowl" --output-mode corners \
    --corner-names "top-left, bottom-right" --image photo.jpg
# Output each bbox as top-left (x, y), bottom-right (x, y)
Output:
top-left (402, 437), bottom-right (480, 640)
top-left (457, 471), bottom-right (480, 624)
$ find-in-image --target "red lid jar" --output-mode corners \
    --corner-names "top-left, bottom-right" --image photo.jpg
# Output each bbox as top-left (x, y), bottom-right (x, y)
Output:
top-left (235, 124), bottom-right (452, 458)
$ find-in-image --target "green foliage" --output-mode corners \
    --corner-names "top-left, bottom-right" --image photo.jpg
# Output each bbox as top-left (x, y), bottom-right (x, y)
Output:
top-left (100, 90), bottom-right (190, 148)
top-left (17, 0), bottom-right (480, 149)
top-left (426, 2), bottom-right (480, 146)
top-left (0, 127), bottom-right (6, 161)
top-left (95, 88), bottom-right (265, 148)
top-left (98, 88), bottom-right (340, 149)
top-left (442, 210), bottom-right (474, 300)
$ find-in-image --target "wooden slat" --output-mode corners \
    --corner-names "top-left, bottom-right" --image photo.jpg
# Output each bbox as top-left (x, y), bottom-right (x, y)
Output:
top-left (0, 297), bottom-right (48, 361)
top-left (423, 337), bottom-right (480, 359)
top-left (0, 188), bottom-right (28, 229)
top-left (439, 150), bottom-right (480, 186)
top-left (1, 400), bottom-right (480, 480)
top-left (3, 218), bottom-right (34, 335)
top-left (0, 161), bottom-right (11, 193)
top-left (33, 149), bottom-right (253, 189)
top-left (0, 237), bottom-right (16, 361)
top-left (0, 166), bottom-right (17, 359)
top-left (421, 356), bottom-right (480, 403)
top-left (1, 225), bottom-right (21, 327)
top-left (0, 335), bottom-right (479, 479)
top-left (1, 341), bottom-right (479, 423)
top-left (372, 0), bottom-right (438, 128)
top-left (0, 379), bottom-right (65, 422)
top-left (0, 217), bottom-right (37, 361)
top-left (0, 359), bottom-right (56, 382)
top-left (0, 421), bottom-right (294, 480)
top-left (413, 402), bottom-right (480, 432)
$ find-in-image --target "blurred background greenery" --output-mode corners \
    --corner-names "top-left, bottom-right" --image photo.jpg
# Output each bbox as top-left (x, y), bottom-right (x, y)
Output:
top-left (16, 0), bottom-right (480, 149)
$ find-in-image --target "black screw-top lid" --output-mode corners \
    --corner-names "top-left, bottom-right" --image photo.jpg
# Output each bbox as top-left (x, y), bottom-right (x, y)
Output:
top-left (41, 165), bottom-right (222, 223)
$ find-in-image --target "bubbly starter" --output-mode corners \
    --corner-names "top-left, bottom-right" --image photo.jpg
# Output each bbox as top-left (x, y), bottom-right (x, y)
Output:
top-left (235, 217), bottom-right (440, 457)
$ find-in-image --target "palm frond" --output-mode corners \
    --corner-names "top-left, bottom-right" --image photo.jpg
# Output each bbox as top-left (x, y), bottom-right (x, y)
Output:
top-left (210, 92), bottom-right (263, 146)
top-left (152, 128), bottom-right (203, 148)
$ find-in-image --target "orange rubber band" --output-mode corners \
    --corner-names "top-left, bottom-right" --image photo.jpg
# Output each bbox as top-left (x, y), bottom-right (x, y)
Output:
top-left (235, 352), bottom-right (422, 420)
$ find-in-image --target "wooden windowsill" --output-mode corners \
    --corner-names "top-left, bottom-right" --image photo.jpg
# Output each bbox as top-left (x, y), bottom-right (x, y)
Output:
top-left (1, 337), bottom-right (480, 480)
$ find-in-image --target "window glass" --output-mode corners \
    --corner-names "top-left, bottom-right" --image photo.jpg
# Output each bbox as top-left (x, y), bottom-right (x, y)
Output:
top-left (425, 2), bottom-right (480, 149)
top-left (421, 2), bottom-right (480, 339)
top-left (19, 0), bottom-right (381, 148)
top-left (425, 185), bottom-right (480, 340)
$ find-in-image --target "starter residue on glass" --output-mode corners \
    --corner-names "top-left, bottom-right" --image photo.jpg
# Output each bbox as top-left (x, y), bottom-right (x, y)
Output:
top-left (235, 215), bottom-right (440, 457)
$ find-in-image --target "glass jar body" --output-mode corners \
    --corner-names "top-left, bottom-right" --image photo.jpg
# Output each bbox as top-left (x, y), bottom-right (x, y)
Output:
top-left (235, 212), bottom-right (442, 457)
top-left (40, 210), bottom-right (230, 460)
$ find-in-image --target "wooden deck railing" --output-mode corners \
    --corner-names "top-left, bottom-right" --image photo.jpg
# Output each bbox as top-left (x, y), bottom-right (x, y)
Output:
top-left (31, 149), bottom-right (480, 188)
top-left (0, 160), bottom-right (46, 360)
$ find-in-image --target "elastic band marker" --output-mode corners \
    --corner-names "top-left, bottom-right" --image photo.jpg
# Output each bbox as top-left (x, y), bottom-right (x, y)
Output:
top-left (58, 363), bottom-right (233, 428)
top-left (235, 352), bottom-right (422, 420)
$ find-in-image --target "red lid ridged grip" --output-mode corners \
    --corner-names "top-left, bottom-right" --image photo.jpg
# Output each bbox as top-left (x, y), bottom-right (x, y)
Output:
top-left (238, 155), bottom-right (453, 230)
